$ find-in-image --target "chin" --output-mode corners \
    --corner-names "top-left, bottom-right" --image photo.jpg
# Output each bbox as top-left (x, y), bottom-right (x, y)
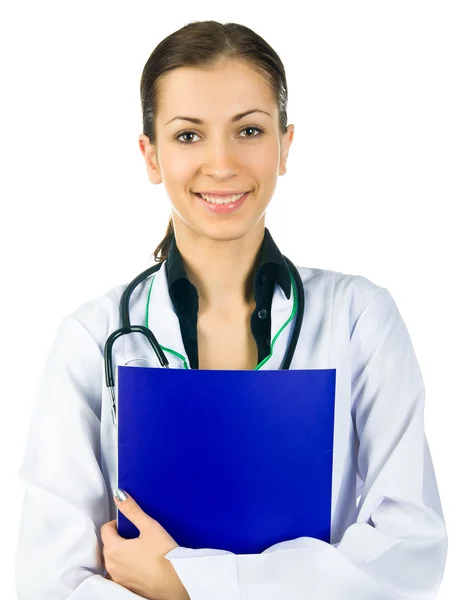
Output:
top-left (193, 219), bottom-right (265, 243)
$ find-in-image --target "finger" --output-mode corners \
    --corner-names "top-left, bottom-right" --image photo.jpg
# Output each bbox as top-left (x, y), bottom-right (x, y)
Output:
top-left (101, 520), bottom-right (120, 543)
top-left (113, 489), bottom-right (155, 533)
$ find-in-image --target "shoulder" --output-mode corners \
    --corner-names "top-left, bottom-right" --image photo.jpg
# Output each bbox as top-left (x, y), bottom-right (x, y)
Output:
top-left (296, 264), bottom-right (388, 323)
top-left (64, 273), bottom-right (157, 350)
top-left (69, 283), bottom-right (123, 341)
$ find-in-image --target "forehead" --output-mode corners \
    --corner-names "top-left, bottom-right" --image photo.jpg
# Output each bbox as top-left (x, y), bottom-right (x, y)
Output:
top-left (158, 61), bottom-right (275, 122)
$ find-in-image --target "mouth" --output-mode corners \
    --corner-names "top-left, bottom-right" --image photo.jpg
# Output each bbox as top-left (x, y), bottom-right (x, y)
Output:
top-left (192, 190), bottom-right (251, 214)
top-left (194, 191), bottom-right (252, 204)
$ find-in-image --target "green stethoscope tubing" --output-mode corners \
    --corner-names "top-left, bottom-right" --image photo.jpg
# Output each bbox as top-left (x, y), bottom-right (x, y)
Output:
top-left (104, 255), bottom-right (305, 422)
top-left (145, 263), bottom-right (299, 371)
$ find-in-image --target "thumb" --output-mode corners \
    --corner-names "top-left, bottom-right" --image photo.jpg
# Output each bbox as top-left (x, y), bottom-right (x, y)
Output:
top-left (113, 488), bottom-right (154, 533)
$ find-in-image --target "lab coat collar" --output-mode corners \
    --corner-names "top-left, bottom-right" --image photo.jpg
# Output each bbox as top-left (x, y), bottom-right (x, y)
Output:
top-left (146, 254), bottom-right (296, 370)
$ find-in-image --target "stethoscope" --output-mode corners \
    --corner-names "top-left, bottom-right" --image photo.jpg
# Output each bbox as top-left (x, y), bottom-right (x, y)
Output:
top-left (104, 255), bottom-right (305, 426)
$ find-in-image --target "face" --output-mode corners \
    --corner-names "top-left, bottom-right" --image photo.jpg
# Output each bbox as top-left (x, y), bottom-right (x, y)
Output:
top-left (139, 59), bottom-right (294, 243)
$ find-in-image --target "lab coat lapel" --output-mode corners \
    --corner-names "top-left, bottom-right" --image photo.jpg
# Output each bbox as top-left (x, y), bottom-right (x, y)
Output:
top-left (146, 261), bottom-right (190, 369)
top-left (259, 278), bottom-right (296, 370)
top-left (147, 261), bottom-right (296, 370)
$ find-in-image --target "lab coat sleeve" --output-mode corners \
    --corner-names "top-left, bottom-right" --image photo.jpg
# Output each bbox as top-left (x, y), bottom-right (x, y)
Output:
top-left (163, 287), bottom-right (448, 600)
top-left (15, 315), bottom-right (147, 599)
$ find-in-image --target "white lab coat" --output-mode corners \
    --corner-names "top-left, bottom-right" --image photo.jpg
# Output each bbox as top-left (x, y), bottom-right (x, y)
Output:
top-left (15, 262), bottom-right (448, 599)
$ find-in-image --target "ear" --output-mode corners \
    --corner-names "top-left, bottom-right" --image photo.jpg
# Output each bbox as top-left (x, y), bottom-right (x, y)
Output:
top-left (279, 124), bottom-right (295, 176)
top-left (139, 134), bottom-right (162, 185)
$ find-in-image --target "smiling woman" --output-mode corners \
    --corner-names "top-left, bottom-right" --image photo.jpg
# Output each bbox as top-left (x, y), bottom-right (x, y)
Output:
top-left (136, 21), bottom-right (295, 363)
top-left (14, 18), bottom-right (447, 600)
top-left (138, 20), bottom-right (293, 273)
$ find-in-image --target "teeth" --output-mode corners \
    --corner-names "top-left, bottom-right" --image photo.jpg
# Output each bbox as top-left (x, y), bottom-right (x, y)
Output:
top-left (200, 192), bottom-right (245, 204)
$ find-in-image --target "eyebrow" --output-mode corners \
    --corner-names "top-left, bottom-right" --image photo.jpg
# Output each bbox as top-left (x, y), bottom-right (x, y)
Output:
top-left (164, 109), bottom-right (272, 127)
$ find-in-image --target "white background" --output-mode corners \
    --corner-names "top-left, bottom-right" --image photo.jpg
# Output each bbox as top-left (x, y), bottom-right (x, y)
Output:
top-left (1, 1), bottom-right (466, 597)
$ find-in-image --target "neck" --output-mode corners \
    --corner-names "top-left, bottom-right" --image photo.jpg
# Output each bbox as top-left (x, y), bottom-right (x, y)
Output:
top-left (172, 220), bottom-right (265, 315)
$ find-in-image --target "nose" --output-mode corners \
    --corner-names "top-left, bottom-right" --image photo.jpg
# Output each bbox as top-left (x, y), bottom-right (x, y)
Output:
top-left (200, 136), bottom-right (242, 176)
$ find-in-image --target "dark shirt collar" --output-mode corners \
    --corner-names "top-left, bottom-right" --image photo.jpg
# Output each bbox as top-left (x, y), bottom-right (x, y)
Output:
top-left (165, 227), bottom-right (291, 299)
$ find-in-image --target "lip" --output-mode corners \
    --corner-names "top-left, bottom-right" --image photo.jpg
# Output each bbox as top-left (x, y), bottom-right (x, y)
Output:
top-left (193, 191), bottom-right (250, 214)
top-left (194, 190), bottom-right (252, 196)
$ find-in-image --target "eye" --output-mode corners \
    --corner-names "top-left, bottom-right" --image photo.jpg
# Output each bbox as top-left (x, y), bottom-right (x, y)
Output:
top-left (175, 125), bottom-right (265, 145)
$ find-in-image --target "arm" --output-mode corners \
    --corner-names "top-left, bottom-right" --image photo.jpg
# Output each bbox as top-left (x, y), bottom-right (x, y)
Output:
top-left (163, 288), bottom-right (448, 600)
top-left (15, 315), bottom-right (146, 599)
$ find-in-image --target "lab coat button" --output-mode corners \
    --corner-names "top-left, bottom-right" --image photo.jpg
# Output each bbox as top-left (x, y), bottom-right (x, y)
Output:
top-left (257, 308), bottom-right (268, 319)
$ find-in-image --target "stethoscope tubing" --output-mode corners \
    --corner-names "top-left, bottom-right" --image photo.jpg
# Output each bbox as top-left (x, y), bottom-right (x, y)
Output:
top-left (104, 256), bottom-right (304, 425)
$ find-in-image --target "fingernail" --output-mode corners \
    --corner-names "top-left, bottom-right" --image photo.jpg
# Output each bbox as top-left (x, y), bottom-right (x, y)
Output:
top-left (113, 488), bottom-right (128, 502)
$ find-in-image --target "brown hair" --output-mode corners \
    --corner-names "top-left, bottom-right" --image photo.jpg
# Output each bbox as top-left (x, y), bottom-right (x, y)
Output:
top-left (140, 20), bottom-right (289, 263)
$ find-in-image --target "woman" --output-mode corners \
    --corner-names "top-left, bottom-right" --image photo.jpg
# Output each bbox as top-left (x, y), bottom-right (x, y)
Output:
top-left (15, 20), bottom-right (448, 600)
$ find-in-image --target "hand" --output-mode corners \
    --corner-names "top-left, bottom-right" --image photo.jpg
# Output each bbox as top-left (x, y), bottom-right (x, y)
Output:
top-left (101, 489), bottom-right (190, 600)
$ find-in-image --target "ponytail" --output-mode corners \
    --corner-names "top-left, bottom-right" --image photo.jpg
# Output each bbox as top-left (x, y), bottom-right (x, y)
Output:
top-left (152, 216), bottom-right (174, 263)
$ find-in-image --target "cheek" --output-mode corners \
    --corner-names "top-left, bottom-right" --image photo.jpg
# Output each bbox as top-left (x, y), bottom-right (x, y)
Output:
top-left (160, 151), bottom-right (194, 183)
top-left (245, 143), bottom-right (279, 173)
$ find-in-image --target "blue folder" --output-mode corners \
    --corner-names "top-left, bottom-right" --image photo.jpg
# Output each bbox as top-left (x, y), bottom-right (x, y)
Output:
top-left (115, 366), bottom-right (336, 554)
